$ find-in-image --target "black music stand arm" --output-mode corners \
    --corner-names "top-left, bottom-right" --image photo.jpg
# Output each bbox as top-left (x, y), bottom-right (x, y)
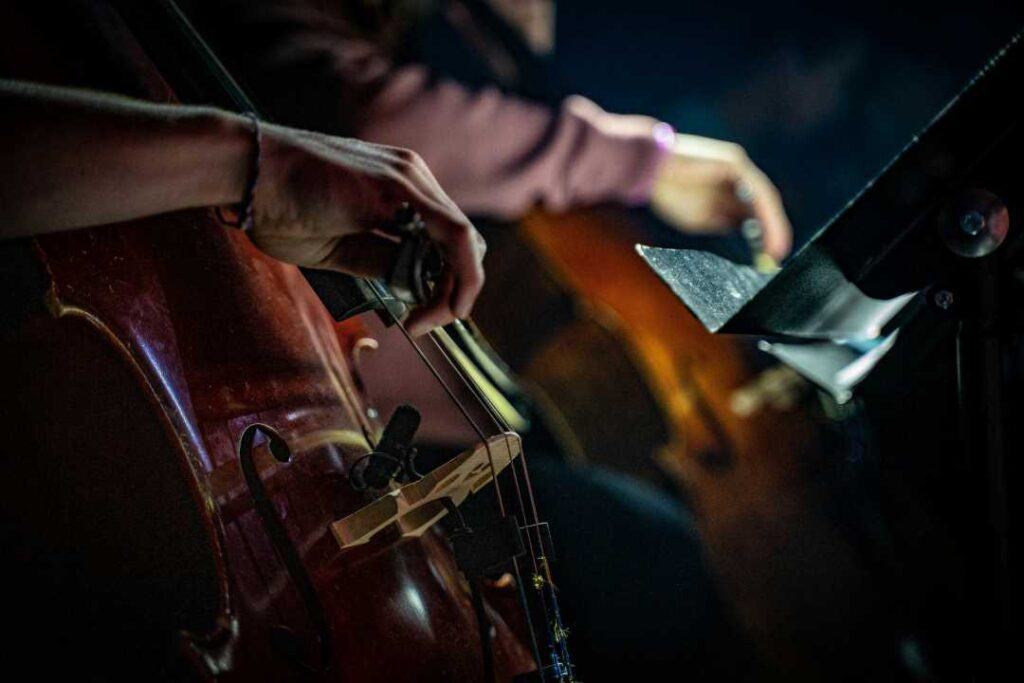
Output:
top-left (639, 30), bottom-right (1022, 681)
top-left (954, 258), bottom-right (1011, 676)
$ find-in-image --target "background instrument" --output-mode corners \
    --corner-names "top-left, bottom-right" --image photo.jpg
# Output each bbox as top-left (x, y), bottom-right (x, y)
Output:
top-left (635, 31), bottom-right (1024, 681)
top-left (472, 208), bottom-right (882, 675)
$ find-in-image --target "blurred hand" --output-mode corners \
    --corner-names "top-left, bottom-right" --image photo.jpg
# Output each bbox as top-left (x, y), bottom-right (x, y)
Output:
top-left (254, 126), bottom-right (485, 335)
top-left (650, 134), bottom-right (792, 261)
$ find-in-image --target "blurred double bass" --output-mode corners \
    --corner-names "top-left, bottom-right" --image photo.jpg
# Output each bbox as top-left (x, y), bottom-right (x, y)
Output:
top-left (475, 209), bottom-right (878, 670)
top-left (431, 0), bottom-right (875, 668)
top-left (0, 0), bottom-right (573, 680)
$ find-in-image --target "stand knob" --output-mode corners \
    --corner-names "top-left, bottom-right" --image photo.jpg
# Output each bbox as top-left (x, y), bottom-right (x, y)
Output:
top-left (938, 189), bottom-right (1010, 258)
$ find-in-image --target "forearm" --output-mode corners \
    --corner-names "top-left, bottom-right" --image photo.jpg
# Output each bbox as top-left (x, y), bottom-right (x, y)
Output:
top-left (357, 76), bottom-right (670, 218)
top-left (0, 80), bottom-right (251, 239)
top-left (209, 3), bottom-right (669, 219)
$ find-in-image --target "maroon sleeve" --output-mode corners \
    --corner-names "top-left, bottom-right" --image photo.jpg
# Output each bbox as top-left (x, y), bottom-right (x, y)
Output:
top-left (214, 1), bottom-right (672, 219)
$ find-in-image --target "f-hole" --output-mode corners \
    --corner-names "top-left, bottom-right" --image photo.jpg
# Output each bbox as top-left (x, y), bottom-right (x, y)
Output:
top-left (238, 423), bottom-right (333, 673)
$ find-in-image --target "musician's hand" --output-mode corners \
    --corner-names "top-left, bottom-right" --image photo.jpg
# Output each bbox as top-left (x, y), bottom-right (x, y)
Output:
top-left (254, 126), bottom-right (485, 335)
top-left (650, 134), bottom-right (792, 261)
top-left (0, 83), bottom-right (481, 323)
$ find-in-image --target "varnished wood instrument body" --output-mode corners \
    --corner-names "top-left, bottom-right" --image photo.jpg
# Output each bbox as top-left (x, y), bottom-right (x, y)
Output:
top-left (473, 208), bottom-right (880, 676)
top-left (0, 2), bottom-right (533, 679)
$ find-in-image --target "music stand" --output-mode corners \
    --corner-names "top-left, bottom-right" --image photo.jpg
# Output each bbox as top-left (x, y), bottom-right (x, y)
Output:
top-left (639, 31), bottom-right (1021, 679)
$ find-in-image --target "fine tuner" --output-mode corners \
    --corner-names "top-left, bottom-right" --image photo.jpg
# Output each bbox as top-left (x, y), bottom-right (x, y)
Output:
top-left (387, 203), bottom-right (444, 305)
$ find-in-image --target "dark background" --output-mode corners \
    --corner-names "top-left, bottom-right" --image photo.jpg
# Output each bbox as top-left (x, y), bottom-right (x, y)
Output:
top-left (553, 1), bottom-right (1023, 247)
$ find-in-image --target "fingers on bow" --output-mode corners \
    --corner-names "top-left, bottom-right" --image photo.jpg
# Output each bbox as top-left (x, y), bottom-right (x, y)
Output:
top-left (361, 171), bottom-right (488, 335)
top-left (412, 202), bottom-right (486, 334)
top-left (377, 157), bottom-right (486, 333)
top-left (315, 209), bottom-right (486, 338)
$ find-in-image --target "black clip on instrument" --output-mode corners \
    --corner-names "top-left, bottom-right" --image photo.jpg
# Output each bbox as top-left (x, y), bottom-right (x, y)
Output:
top-left (387, 203), bottom-right (444, 306)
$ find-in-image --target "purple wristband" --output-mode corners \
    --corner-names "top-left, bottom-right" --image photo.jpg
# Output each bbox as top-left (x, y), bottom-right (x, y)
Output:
top-left (652, 121), bottom-right (676, 152)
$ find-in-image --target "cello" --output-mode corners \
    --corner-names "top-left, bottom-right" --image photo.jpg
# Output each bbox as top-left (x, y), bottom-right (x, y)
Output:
top-left (0, 0), bottom-right (572, 679)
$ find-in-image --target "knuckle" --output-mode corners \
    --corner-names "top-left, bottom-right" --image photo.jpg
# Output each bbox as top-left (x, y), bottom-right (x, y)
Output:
top-left (391, 156), bottom-right (414, 175)
top-left (391, 147), bottom-right (426, 172)
top-left (405, 148), bottom-right (425, 167)
top-left (388, 145), bottom-right (415, 162)
top-left (724, 143), bottom-right (750, 165)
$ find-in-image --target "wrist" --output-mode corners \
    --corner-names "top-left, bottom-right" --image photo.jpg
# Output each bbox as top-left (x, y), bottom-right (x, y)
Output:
top-left (560, 96), bottom-right (677, 206)
top-left (211, 112), bottom-right (261, 230)
top-left (181, 107), bottom-right (254, 208)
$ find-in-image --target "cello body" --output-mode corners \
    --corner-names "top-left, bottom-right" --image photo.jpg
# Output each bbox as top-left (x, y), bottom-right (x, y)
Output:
top-left (0, 2), bottom-right (534, 679)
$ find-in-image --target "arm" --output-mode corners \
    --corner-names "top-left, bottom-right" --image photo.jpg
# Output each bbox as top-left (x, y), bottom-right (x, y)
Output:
top-left (0, 79), bottom-right (484, 333)
top-left (208, 2), bottom-right (672, 219)
top-left (0, 80), bottom-right (249, 236)
top-left (209, 1), bottom-right (792, 259)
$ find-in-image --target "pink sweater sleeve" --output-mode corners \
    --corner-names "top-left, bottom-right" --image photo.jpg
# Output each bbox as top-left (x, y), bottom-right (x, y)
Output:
top-left (223, 3), bottom-right (672, 219)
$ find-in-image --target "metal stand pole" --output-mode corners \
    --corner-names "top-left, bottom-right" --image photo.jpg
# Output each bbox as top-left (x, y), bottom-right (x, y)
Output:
top-left (943, 190), bottom-right (1013, 680)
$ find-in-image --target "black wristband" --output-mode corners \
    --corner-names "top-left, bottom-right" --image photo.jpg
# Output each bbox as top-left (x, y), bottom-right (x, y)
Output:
top-left (216, 111), bottom-right (261, 232)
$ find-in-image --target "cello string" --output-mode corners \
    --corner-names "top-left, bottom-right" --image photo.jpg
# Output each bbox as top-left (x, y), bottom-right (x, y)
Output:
top-left (364, 284), bottom-right (513, 517)
top-left (420, 328), bottom-right (566, 664)
top-left (421, 327), bottom-right (549, 565)
top-left (422, 326), bottom-right (548, 548)
top-left (420, 330), bottom-right (544, 566)
top-left (362, 285), bottom-right (553, 606)
top-left (419, 332), bottom-right (575, 679)
top-left (363, 284), bottom-right (561, 674)
top-left (429, 326), bottom-right (546, 543)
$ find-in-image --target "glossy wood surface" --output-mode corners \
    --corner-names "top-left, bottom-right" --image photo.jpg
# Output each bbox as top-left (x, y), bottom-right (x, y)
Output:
top-left (0, 2), bottom-right (534, 679)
